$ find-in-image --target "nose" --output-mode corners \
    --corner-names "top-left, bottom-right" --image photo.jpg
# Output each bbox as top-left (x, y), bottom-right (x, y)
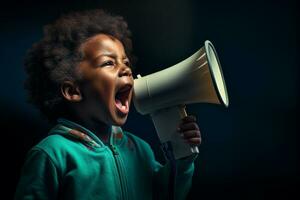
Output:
top-left (118, 65), bottom-right (132, 77)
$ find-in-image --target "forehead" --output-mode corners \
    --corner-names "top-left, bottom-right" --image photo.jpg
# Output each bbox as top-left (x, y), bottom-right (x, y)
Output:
top-left (80, 34), bottom-right (125, 58)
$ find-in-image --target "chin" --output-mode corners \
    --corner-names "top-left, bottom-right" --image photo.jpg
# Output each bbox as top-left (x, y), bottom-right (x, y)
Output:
top-left (104, 108), bottom-right (128, 126)
top-left (112, 114), bottom-right (128, 126)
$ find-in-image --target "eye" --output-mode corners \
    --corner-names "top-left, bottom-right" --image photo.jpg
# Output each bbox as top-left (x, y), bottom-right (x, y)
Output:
top-left (100, 60), bottom-right (114, 67)
top-left (124, 60), bottom-right (131, 67)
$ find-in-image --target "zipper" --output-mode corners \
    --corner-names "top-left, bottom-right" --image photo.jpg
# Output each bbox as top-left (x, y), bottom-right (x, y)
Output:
top-left (109, 144), bottom-right (128, 200)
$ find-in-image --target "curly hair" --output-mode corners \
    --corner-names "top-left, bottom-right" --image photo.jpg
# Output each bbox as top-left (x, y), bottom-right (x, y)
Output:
top-left (24, 9), bottom-right (134, 123)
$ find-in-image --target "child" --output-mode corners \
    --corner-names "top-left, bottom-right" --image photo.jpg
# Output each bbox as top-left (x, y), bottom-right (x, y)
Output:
top-left (15, 9), bottom-right (201, 200)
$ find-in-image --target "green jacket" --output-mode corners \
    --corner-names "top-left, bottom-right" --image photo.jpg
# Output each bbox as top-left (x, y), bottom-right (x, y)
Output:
top-left (15, 118), bottom-right (197, 200)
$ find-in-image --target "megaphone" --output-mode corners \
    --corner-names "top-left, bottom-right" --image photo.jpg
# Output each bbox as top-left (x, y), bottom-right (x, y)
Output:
top-left (133, 40), bottom-right (229, 159)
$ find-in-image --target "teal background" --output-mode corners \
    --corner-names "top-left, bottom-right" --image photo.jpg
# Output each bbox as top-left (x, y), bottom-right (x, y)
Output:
top-left (1, 0), bottom-right (298, 199)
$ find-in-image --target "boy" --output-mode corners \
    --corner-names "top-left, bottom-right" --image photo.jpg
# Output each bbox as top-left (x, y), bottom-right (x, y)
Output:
top-left (15, 9), bottom-right (201, 200)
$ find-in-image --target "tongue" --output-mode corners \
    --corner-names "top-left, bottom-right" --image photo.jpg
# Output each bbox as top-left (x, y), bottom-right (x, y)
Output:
top-left (115, 98), bottom-right (127, 113)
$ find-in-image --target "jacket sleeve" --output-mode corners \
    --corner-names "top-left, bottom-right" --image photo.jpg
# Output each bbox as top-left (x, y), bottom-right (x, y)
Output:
top-left (174, 154), bottom-right (198, 200)
top-left (15, 148), bottom-right (60, 200)
top-left (147, 144), bottom-right (197, 200)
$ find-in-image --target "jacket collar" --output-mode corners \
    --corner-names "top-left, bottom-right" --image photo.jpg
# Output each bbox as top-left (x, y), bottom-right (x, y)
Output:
top-left (49, 118), bottom-right (124, 149)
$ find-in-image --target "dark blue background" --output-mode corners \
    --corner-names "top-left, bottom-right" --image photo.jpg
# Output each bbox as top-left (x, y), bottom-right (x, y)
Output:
top-left (1, 0), bottom-right (298, 199)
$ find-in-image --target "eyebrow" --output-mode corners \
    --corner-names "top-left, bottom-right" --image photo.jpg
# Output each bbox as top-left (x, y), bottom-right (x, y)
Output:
top-left (95, 53), bottom-right (128, 60)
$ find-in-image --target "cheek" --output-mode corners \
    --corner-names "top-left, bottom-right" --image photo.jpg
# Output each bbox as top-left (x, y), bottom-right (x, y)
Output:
top-left (89, 72), bottom-right (116, 97)
top-left (101, 74), bottom-right (116, 91)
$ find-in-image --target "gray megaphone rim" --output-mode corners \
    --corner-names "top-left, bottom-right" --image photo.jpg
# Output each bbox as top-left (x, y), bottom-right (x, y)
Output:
top-left (204, 40), bottom-right (229, 107)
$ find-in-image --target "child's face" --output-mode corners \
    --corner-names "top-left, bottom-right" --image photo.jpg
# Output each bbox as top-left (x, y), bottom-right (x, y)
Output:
top-left (77, 34), bottom-right (134, 126)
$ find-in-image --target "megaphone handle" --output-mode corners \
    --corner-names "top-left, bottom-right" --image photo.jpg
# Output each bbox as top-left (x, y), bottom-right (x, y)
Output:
top-left (178, 105), bottom-right (199, 154)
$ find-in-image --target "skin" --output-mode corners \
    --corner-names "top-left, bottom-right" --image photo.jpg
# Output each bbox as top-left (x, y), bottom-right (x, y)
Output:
top-left (61, 33), bottom-right (201, 147)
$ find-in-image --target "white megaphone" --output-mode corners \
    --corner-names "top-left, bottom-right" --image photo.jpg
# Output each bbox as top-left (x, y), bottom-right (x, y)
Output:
top-left (133, 40), bottom-right (229, 159)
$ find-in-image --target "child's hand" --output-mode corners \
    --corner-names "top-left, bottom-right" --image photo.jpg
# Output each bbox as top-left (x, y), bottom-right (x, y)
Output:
top-left (177, 115), bottom-right (202, 146)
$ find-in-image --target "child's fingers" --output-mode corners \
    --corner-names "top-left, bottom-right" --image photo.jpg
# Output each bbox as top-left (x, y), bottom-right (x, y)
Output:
top-left (180, 130), bottom-right (201, 139)
top-left (181, 115), bottom-right (197, 123)
top-left (178, 115), bottom-right (202, 146)
top-left (185, 137), bottom-right (202, 145)
top-left (178, 122), bottom-right (199, 132)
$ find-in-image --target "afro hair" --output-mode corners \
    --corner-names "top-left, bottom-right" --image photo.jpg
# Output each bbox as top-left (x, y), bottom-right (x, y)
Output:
top-left (24, 9), bottom-right (134, 123)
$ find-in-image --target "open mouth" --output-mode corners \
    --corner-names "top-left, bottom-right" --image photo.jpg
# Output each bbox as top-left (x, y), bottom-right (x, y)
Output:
top-left (115, 84), bottom-right (132, 115)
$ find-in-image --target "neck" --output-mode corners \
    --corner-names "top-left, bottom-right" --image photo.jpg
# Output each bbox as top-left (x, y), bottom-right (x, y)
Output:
top-left (64, 113), bottom-right (112, 144)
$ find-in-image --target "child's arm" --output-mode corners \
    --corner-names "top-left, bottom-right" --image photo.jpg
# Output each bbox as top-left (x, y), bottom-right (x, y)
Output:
top-left (150, 115), bottom-right (201, 200)
top-left (152, 153), bottom-right (197, 200)
top-left (15, 149), bottom-right (59, 200)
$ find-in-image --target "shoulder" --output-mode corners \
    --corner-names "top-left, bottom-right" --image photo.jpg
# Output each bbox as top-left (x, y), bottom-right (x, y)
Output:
top-left (123, 131), bottom-right (149, 147)
top-left (123, 131), bottom-right (155, 156)
top-left (30, 134), bottom-right (81, 166)
top-left (35, 134), bottom-right (76, 153)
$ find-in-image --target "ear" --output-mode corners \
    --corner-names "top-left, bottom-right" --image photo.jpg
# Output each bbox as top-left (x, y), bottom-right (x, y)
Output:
top-left (61, 81), bottom-right (82, 102)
